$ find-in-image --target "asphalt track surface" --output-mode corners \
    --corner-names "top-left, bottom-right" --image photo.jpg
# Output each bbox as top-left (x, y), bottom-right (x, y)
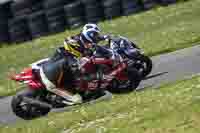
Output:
top-left (1, 45), bottom-right (200, 125)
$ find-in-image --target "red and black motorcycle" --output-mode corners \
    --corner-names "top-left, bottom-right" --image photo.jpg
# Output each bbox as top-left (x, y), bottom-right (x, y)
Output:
top-left (10, 47), bottom-right (141, 120)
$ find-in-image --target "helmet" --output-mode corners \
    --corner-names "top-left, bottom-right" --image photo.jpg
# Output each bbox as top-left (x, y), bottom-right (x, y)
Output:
top-left (81, 23), bottom-right (101, 44)
top-left (83, 23), bottom-right (100, 32)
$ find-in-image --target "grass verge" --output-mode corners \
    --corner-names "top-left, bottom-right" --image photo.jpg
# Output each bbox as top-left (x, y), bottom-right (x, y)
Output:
top-left (1, 75), bottom-right (200, 132)
top-left (0, 0), bottom-right (200, 96)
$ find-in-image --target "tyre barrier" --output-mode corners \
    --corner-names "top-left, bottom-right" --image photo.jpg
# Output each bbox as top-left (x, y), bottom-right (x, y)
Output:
top-left (28, 11), bottom-right (49, 39)
top-left (157, 0), bottom-right (177, 5)
top-left (122, 0), bottom-right (142, 16)
top-left (8, 16), bottom-right (31, 43)
top-left (103, 0), bottom-right (122, 20)
top-left (0, 3), bottom-right (11, 43)
top-left (0, 22), bottom-right (9, 43)
top-left (10, 0), bottom-right (44, 17)
top-left (81, 0), bottom-right (104, 23)
top-left (45, 7), bottom-right (66, 34)
top-left (43, 0), bottom-right (70, 10)
top-left (0, 0), bottom-right (181, 43)
top-left (66, 16), bottom-right (85, 29)
top-left (64, 1), bottom-right (85, 29)
top-left (0, 2), bottom-right (12, 19)
top-left (141, 0), bottom-right (157, 10)
top-left (10, 0), bottom-right (32, 17)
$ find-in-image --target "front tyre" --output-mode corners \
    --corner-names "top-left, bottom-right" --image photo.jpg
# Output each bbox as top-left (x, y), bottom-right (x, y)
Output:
top-left (127, 67), bottom-right (141, 91)
top-left (11, 90), bottom-right (50, 120)
top-left (108, 68), bottom-right (141, 93)
top-left (135, 55), bottom-right (153, 78)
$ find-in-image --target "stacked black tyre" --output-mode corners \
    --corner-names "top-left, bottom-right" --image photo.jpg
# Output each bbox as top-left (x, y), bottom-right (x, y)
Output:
top-left (0, 3), bottom-right (11, 43)
top-left (45, 7), bottom-right (66, 34)
top-left (43, 0), bottom-right (69, 9)
top-left (8, 16), bottom-right (31, 43)
top-left (141, 0), bottom-right (156, 10)
top-left (81, 0), bottom-right (104, 23)
top-left (10, 0), bottom-right (43, 17)
top-left (102, 0), bottom-right (122, 20)
top-left (64, 1), bottom-right (85, 29)
top-left (0, 21), bottom-right (9, 43)
top-left (121, 0), bottom-right (142, 16)
top-left (28, 11), bottom-right (49, 39)
top-left (43, 0), bottom-right (71, 34)
top-left (157, 0), bottom-right (177, 5)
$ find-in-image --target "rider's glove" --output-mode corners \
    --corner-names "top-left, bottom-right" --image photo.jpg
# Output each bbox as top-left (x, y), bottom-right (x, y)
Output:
top-left (103, 35), bottom-right (111, 41)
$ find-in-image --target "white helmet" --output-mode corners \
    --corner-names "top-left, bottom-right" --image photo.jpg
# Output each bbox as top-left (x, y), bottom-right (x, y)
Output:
top-left (81, 23), bottom-right (101, 43)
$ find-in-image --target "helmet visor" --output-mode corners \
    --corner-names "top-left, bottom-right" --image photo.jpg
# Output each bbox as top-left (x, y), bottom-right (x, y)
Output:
top-left (92, 32), bottom-right (101, 43)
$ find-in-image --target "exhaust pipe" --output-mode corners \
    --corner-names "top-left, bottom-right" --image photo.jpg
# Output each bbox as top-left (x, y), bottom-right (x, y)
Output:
top-left (22, 96), bottom-right (52, 109)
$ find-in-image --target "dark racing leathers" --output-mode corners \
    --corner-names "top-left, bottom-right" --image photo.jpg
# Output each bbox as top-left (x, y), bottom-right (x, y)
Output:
top-left (64, 34), bottom-right (120, 82)
top-left (39, 48), bottom-right (83, 104)
top-left (42, 52), bottom-right (76, 89)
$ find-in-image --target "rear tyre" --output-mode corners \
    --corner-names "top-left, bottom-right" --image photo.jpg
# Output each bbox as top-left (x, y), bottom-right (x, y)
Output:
top-left (11, 90), bottom-right (50, 120)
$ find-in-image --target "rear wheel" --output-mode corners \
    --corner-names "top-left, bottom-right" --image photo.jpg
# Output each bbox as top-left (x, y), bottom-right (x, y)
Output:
top-left (11, 90), bottom-right (50, 120)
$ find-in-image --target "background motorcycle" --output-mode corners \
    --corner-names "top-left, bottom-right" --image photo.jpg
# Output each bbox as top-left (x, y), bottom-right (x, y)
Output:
top-left (9, 47), bottom-right (141, 120)
top-left (108, 36), bottom-right (153, 78)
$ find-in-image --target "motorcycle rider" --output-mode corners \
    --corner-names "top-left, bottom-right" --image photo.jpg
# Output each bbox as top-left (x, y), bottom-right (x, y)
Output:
top-left (39, 23), bottom-right (120, 105)
top-left (63, 23), bottom-right (122, 82)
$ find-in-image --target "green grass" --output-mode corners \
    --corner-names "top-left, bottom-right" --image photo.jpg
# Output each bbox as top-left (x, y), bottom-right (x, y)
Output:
top-left (1, 74), bottom-right (200, 132)
top-left (0, 0), bottom-right (200, 96)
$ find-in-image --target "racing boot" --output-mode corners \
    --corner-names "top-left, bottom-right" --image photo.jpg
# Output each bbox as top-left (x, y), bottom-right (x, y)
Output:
top-left (50, 88), bottom-right (83, 105)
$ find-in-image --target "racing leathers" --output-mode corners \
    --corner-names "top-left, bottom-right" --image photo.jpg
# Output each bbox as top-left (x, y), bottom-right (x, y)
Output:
top-left (39, 34), bottom-right (122, 104)
top-left (63, 34), bottom-right (122, 81)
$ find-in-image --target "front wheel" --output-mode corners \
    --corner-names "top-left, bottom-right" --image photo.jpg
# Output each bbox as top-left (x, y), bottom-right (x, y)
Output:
top-left (11, 90), bottom-right (51, 120)
top-left (135, 54), bottom-right (153, 78)
top-left (127, 67), bottom-right (141, 91)
top-left (107, 68), bottom-right (141, 93)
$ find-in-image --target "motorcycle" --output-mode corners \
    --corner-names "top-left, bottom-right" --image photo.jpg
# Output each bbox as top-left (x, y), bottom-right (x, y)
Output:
top-left (108, 36), bottom-right (153, 78)
top-left (9, 47), bottom-right (141, 120)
